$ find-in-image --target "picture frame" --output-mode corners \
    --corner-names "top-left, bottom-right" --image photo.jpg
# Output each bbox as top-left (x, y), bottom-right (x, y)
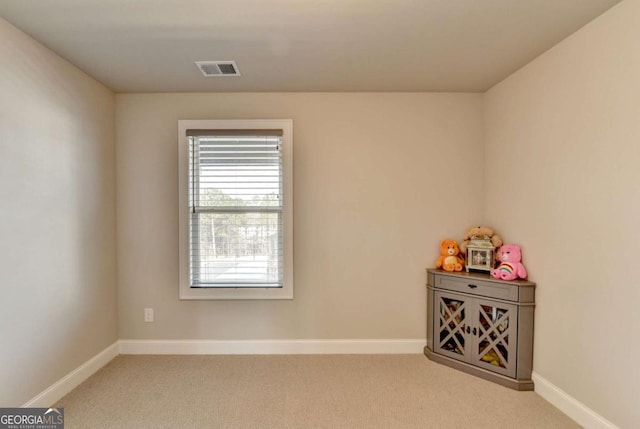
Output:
top-left (465, 239), bottom-right (495, 273)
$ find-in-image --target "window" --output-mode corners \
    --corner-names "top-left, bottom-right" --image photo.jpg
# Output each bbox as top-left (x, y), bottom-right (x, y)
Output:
top-left (178, 120), bottom-right (293, 299)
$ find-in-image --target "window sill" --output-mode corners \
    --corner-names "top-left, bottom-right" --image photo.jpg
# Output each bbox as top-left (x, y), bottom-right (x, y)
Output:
top-left (179, 285), bottom-right (293, 300)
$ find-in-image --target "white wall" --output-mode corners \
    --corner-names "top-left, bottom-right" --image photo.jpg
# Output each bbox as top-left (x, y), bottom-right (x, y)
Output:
top-left (116, 92), bottom-right (483, 341)
top-left (484, 1), bottom-right (640, 427)
top-left (0, 18), bottom-right (117, 406)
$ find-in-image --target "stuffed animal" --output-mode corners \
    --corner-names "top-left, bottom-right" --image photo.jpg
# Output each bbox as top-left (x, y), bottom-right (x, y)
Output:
top-left (459, 226), bottom-right (503, 257)
top-left (491, 244), bottom-right (527, 280)
top-left (436, 239), bottom-right (464, 272)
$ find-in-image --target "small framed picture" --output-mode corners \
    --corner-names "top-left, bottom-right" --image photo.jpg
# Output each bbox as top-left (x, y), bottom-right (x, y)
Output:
top-left (466, 240), bottom-right (495, 273)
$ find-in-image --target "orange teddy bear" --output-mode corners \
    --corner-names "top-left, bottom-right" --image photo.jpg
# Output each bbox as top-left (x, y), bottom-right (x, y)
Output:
top-left (436, 239), bottom-right (464, 272)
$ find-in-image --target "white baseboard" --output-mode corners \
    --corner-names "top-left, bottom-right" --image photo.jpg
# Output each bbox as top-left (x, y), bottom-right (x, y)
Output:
top-left (22, 341), bottom-right (119, 408)
top-left (532, 372), bottom-right (619, 429)
top-left (119, 339), bottom-right (425, 355)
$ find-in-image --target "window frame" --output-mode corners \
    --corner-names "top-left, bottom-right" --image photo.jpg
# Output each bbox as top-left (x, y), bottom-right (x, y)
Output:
top-left (178, 119), bottom-right (293, 300)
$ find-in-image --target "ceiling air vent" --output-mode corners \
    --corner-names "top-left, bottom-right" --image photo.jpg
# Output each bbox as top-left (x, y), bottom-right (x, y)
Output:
top-left (195, 61), bottom-right (241, 77)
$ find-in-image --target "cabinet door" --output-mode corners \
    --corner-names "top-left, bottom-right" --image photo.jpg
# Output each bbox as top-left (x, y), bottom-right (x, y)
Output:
top-left (472, 299), bottom-right (518, 378)
top-left (434, 291), bottom-right (471, 362)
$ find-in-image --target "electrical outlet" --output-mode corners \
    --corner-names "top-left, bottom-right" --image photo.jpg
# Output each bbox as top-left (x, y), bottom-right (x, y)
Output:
top-left (144, 308), bottom-right (154, 322)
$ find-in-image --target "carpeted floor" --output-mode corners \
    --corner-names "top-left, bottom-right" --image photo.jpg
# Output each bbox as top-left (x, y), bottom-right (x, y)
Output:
top-left (54, 354), bottom-right (578, 428)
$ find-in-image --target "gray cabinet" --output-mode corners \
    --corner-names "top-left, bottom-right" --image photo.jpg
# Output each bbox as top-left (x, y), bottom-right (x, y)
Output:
top-left (425, 269), bottom-right (535, 390)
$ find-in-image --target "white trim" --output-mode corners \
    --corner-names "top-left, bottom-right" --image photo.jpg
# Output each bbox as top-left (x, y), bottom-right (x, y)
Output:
top-left (119, 339), bottom-right (425, 355)
top-left (532, 372), bottom-right (619, 429)
top-left (22, 341), bottom-right (119, 408)
top-left (177, 119), bottom-right (294, 300)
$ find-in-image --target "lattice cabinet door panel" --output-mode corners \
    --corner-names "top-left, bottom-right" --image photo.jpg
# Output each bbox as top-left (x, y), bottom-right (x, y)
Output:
top-left (472, 299), bottom-right (518, 378)
top-left (434, 291), bottom-right (471, 362)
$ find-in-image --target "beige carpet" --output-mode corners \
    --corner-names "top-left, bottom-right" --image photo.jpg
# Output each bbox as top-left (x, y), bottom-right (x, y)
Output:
top-left (55, 354), bottom-right (578, 429)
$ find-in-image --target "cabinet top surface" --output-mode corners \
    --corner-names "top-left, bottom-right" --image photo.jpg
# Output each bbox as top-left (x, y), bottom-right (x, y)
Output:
top-left (427, 268), bottom-right (535, 287)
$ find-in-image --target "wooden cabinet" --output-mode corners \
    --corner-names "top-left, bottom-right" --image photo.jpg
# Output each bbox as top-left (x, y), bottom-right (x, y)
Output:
top-left (425, 269), bottom-right (535, 390)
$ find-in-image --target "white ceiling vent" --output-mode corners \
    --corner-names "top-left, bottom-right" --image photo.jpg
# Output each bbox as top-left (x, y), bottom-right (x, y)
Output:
top-left (195, 61), bottom-right (241, 77)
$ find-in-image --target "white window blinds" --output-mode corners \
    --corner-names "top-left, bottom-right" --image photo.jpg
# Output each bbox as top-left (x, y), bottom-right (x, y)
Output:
top-left (188, 130), bottom-right (284, 288)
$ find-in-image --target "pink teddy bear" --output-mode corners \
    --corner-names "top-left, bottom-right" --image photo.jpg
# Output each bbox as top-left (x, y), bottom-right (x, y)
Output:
top-left (491, 244), bottom-right (527, 280)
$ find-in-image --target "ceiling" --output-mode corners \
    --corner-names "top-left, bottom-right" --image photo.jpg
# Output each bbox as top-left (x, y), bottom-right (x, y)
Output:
top-left (0, 0), bottom-right (621, 93)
